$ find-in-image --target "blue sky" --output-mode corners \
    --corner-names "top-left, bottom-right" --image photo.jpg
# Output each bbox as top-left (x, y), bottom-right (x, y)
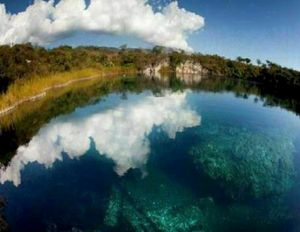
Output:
top-left (1, 0), bottom-right (299, 70)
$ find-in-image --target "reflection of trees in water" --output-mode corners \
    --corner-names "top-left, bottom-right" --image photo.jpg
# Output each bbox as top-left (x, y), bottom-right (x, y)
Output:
top-left (147, 74), bottom-right (300, 116)
top-left (0, 90), bottom-right (200, 186)
top-left (188, 76), bottom-right (300, 117)
top-left (0, 76), bottom-right (166, 165)
top-left (1, 75), bottom-right (300, 231)
top-left (2, 75), bottom-right (300, 167)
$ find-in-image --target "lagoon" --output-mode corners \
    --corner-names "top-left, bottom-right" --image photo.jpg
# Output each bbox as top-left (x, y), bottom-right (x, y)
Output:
top-left (0, 75), bottom-right (300, 232)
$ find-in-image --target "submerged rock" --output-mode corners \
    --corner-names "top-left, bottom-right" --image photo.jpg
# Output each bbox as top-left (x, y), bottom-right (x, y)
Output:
top-left (190, 126), bottom-right (296, 199)
top-left (104, 172), bottom-right (204, 232)
top-left (102, 168), bottom-right (293, 232)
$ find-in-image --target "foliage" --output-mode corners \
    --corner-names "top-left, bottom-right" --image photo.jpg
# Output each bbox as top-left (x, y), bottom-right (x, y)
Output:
top-left (0, 44), bottom-right (299, 94)
top-left (0, 44), bottom-right (141, 92)
top-left (192, 54), bottom-right (300, 87)
top-left (169, 51), bottom-right (187, 70)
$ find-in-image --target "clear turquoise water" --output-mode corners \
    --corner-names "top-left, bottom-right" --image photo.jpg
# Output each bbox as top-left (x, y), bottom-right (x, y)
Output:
top-left (1, 79), bottom-right (300, 232)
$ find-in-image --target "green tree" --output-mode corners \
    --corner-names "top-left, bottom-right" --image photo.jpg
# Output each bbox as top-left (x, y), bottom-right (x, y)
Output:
top-left (152, 46), bottom-right (164, 55)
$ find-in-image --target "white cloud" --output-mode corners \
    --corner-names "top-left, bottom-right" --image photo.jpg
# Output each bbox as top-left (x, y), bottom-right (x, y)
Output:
top-left (0, 0), bottom-right (204, 51)
top-left (0, 91), bottom-right (201, 186)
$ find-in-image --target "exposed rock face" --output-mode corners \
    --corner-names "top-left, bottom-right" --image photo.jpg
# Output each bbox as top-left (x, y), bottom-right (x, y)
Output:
top-left (143, 59), bottom-right (208, 78)
top-left (143, 60), bottom-right (169, 78)
top-left (176, 60), bottom-right (208, 76)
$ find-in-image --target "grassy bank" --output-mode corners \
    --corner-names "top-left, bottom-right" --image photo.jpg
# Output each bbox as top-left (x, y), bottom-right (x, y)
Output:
top-left (0, 66), bottom-right (135, 114)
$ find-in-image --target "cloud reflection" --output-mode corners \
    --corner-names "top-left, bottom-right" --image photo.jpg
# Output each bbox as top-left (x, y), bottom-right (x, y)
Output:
top-left (0, 91), bottom-right (201, 186)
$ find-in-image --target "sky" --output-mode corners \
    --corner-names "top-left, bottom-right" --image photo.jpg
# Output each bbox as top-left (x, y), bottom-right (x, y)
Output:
top-left (0, 0), bottom-right (299, 70)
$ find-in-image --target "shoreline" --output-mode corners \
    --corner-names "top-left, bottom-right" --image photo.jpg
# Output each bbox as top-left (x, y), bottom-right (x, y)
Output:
top-left (0, 75), bottom-right (99, 117)
top-left (0, 70), bottom-right (134, 117)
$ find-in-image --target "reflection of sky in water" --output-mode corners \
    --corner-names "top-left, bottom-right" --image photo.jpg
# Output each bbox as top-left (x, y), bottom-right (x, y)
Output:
top-left (1, 88), bottom-right (300, 232)
top-left (0, 90), bottom-right (201, 186)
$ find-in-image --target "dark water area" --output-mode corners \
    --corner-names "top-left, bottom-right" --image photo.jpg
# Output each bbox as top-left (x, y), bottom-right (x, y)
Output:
top-left (0, 75), bottom-right (300, 232)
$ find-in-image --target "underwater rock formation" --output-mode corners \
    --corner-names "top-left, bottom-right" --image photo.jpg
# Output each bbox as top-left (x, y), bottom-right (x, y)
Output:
top-left (102, 169), bottom-right (293, 232)
top-left (104, 172), bottom-right (203, 232)
top-left (190, 126), bottom-right (296, 199)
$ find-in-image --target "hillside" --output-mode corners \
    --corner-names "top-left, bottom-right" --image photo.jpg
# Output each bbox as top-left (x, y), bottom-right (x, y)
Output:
top-left (0, 44), bottom-right (299, 93)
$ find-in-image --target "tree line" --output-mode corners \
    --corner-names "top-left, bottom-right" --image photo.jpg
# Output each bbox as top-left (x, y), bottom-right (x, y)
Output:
top-left (0, 44), bottom-right (299, 92)
top-left (169, 51), bottom-right (300, 88)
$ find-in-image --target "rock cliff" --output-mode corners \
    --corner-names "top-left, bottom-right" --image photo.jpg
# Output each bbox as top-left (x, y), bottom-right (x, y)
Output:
top-left (143, 59), bottom-right (169, 77)
top-left (176, 60), bottom-right (208, 75)
top-left (143, 59), bottom-right (208, 77)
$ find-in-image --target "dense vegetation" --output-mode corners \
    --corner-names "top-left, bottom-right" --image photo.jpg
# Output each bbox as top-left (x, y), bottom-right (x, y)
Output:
top-left (169, 51), bottom-right (300, 88)
top-left (1, 44), bottom-right (299, 94)
top-left (0, 44), bottom-right (158, 93)
top-left (194, 54), bottom-right (300, 88)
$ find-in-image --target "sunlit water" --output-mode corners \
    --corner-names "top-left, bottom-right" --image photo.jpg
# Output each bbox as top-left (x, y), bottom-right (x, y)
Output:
top-left (1, 76), bottom-right (300, 232)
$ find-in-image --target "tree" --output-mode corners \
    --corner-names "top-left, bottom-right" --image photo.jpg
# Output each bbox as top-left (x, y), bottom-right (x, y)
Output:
top-left (120, 44), bottom-right (127, 51)
top-left (236, 56), bottom-right (251, 64)
top-left (152, 46), bottom-right (164, 55)
top-left (244, 58), bottom-right (251, 64)
top-left (170, 51), bottom-right (185, 70)
top-left (256, 59), bottom-right (262, 66)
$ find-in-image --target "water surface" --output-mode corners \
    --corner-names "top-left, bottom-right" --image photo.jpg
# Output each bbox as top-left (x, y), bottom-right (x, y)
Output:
top-left (0, 76), bottom-right (300, 232)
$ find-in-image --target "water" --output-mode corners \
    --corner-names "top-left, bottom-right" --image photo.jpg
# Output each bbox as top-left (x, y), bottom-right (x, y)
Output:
top-left (0, 76), bottom-right (300, 232)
